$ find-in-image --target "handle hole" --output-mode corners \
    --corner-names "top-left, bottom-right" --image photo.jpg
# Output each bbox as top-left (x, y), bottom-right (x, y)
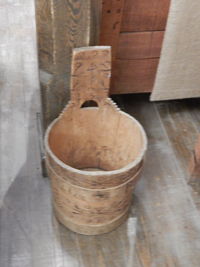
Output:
top-left (80, 100), bottom-right (99, 108)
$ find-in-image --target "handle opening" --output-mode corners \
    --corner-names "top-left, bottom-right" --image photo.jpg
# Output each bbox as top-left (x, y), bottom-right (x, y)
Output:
top-left (80, 100), bottom-right (99, 108)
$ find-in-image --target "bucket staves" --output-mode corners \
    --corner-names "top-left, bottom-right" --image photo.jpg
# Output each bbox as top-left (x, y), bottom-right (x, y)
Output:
top-left (44, 46), bottom-right (147, 235)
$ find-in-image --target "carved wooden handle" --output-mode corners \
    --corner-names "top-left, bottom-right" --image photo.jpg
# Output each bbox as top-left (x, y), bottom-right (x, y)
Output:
top-left (70, 46), bottom-right (111, 107)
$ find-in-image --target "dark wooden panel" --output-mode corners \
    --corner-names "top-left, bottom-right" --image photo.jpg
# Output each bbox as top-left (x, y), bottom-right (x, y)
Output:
top-left (99, 0), bottom-right (125, 59)
top-left (117, 31), bottom-right (164, 59)
top-left (111, 58), bottom-right (159, 94)
top-left (121, 0), bottom-right (170, 32)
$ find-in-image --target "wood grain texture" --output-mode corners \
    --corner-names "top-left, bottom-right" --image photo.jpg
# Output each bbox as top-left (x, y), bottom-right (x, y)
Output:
top-left (36, 0), bottom-right (91, 74)
top-left (154, 98), bottom-right (200, 210)
top-left (99, 0), bottom-right (125, 60)
top-left (189, 137), bottom-right (200, 179)
top-left (89, 0), bottom-right (102, 45)
top-left (111, 59), bottom-right (159, 94)
top-left (121, 0), bottom-right (171, 32)
top-left (45, 47), bottom-right (147, 235)
top-left (2, 92), bottom-right (200, 265)
top-left (99, 0), bottom-right (170, 93)
top-left (70, 47), bottom-right (111, 103)
top-left (35, 0), bottom-right (96, 128)
top-left (184, 100), bottom-right (200, 179)
top-left (156, 101), bottom-right (199, 177)
top-left (122, 95), bottom-right (200, 266)
top-left (117, 31), bottom-right (164, 59)
top-left (35, 0), bottom-right (54, 73)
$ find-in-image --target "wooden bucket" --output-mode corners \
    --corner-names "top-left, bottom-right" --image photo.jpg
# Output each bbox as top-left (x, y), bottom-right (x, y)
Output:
top-left (45, 46), bottom-right (147, 235)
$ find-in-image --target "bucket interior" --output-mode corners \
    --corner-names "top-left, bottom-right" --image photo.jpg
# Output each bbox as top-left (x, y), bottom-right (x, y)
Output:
top-left (48, 107), bottom-right (146, 171)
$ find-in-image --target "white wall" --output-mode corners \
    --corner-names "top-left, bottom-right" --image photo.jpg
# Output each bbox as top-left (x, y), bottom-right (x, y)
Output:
top-left (0, 0), bottom-right (41, 205)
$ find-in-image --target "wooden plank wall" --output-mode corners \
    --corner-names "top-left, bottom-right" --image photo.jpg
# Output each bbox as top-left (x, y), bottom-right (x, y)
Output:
top-left (113, 0), bottom-right (170, 94)
top-left (121, 0), bottom-right (170, 31)
top-left (100, 0), bottom-right (171, 94)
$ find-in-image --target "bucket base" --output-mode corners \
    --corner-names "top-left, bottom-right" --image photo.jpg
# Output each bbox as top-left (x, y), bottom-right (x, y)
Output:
top-left (54, 205), bottom-right (129, 235)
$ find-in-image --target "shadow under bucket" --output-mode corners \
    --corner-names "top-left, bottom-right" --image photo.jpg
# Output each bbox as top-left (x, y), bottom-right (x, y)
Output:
top-left (44, 46), bottom-right (147, 235)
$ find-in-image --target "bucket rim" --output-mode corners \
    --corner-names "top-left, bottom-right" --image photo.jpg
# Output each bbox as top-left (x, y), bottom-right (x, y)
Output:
top-left (44, 110), bottom-right (147, 176)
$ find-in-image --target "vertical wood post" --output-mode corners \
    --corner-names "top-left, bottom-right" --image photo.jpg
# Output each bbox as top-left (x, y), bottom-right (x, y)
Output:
top-left (35, 0), bottom-right (101, 129)
top-left (99, 0), bottom-right (125, 61)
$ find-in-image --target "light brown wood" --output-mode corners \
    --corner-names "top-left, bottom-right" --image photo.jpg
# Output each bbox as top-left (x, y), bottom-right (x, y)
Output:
top-left (117, 31), bottom-right (164, 59)
top-left (44, 47), bottom-right (147, 235)
top-left (111, 58), bottom-right (159, 94)
top-left (121, 0), bottom-right (171, 32)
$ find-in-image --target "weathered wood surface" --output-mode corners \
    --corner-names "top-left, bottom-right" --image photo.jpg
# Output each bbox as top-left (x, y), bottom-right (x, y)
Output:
top-left (2, 68), bottom-right (200, 266)
top-left (90, 0), bottom-right (102, 46)
top-left (156, 101), bottom-right (199, 176)
top-left (99, 0), bottom-right (170, 94)
top-left (121, 0), bottom-right (171, 32)
top-left (35, 0), bottom-right (98, 128)
top-left (155, 99), bottom-right (200, 208)
top-left (111, 59), bottom-right (159, 94)
top-left (122, 95), bottom-right (200, 266)
top-left (45, 47), bottom-right (147, 235)
top-left (117, 31), bottom-right (164, 60)
top-left (181, 100), bottom-right (200, 180)
top-left (99, 0), bottom-right (125, 60)
top-left (189, 136), bottom-right (200, 178)
top-left (3, 0), bottom-right (200, 265)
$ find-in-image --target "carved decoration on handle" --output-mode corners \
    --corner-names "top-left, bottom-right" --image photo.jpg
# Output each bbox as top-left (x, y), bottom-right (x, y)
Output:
top-left (70, 46), bottom-right (111, 107)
